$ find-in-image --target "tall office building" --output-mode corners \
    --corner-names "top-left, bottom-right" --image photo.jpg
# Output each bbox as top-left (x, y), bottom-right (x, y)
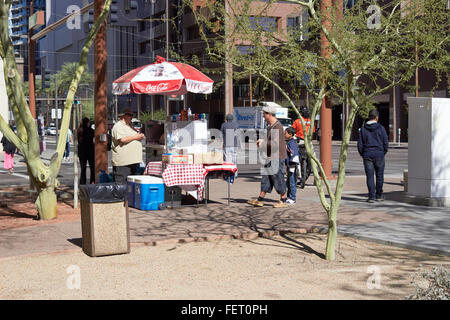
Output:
top-left (8, 0), bottom-right (46, 80)
top-left (39, 0), bottom-right (139, 120)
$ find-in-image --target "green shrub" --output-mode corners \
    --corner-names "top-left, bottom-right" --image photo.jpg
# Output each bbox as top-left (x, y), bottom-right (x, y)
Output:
top-left (407, 265), bottom-right (450, 300)
top-left (140, 111), bottom-right (153, 123)
top-left (140, 110), bottom-right (165, 122)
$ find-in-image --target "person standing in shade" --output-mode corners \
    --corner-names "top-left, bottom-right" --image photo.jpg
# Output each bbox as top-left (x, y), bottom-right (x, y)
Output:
top-left (111, 108), bottom-right (145, 184)
top-left (77, 117), bottom-right (95, 185)
top-left (1, 126), bottom-right (17, 174)
top-left (220, 113), bottom-right (240, 165)
top-left (247, 106), bottom-right (288, 208)
top-left (357, 109), bottom-right (389, 203)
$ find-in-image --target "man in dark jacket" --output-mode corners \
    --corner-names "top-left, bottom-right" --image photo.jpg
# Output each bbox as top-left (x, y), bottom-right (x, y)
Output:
top-left (357, 109), bottom-right (389, 203)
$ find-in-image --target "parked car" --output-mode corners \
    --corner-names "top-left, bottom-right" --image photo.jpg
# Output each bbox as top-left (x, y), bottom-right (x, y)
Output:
top-left (46, 127), bottom-right (57, 136)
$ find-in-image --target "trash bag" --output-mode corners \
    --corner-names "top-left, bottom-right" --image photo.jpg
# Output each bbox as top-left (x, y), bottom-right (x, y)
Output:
top-left (79, 183), bottom-right (127, 203)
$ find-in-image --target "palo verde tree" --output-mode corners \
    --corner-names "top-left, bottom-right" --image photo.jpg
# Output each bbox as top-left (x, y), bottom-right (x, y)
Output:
top-left (185, 0), bottom-right (449, 259)
top-left (0, 0), bottom-right (113, 220)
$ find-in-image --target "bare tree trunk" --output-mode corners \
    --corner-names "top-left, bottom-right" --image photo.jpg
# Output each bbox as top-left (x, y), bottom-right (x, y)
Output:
top-left (325, 210), bottom-right (337, 260)
top-left (35, 185), bottom-right (57, 220)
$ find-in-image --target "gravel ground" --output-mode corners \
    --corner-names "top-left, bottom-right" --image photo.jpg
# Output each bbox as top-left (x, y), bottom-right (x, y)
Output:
top-left (1, 234), bottom-right (449, 300)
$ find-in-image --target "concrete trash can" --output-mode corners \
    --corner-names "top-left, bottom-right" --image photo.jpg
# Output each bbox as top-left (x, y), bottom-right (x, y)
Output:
top-left (79, 183), bottom-right (130, 257)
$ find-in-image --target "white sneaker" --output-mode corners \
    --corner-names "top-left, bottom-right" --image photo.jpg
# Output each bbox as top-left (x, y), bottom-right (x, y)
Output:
top-left (286, 198), bottom-right (296, 205)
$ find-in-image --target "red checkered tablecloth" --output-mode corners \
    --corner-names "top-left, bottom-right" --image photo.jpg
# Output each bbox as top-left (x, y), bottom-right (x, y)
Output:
top-left (162, 164), bottom-right (206, 200)
top-left (144, 161), bottom-right (238, 201)
top-left (144, 161), bottom-right (163, 176)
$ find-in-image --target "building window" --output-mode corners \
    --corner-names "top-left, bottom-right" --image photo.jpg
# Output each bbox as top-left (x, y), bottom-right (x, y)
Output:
top-left (139, 19), bottom-right (150, 32)
top-left (287, 16), bottom-right (300, 29)
top-left (287, 10), bottom-right (309, 41)
top-left (234, 84), bottom-right (250, 98)
top-left (139, 41), bottom-right (149, 55)
top-left (237, 45), bottom-right (254, 54)
top-left (152, 13), bottom-right (164, 28)
top-left (186, 25), bottom-right (200, 41)
top-left (153, 37), bottom-right (164, 51)
top-left (249, 16), bottom-right (279, 32)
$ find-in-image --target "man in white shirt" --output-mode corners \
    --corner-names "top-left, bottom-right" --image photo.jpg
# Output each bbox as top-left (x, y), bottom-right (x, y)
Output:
top-left (111, 108), bottom-right (145, 183)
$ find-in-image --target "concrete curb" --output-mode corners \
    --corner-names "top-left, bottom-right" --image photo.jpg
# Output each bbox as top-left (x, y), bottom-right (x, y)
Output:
top-left (314, 226), bottom-right (450, 258)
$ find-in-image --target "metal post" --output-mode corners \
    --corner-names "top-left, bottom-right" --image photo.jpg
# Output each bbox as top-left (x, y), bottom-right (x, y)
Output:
top-left (249, 59), bottom-right (253, 107)
top-left (165, 0), bottom-right (169, 116)
top-left (150, 0), bottom-right (155, 118)
top-left (224, 0), bottom-right (233, 118)
top-left (55, 76), bottom-right (58, 141)
top-left (415, 40), bottom-right (419, 97)
top-left (46, 91), bottom-right (49, 127)
top-left (228, 178), bottom-right (230, 206)
top-left (137, 95), bottom-right (141, 120)
top-left (28, 1), bottom-right (36, 119)
top-left (73, 104), bottom-right (79, 208)
top-left (115, 95), bottom-right (118, 122)
top-left (392, 82), bottom-right (397, 142)
top-left (205, 177), bottom-right (208, 206)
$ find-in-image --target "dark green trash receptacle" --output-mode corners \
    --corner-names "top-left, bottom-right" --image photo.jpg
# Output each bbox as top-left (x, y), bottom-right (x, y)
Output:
top-left (79, 183), bottom-right (130, 257)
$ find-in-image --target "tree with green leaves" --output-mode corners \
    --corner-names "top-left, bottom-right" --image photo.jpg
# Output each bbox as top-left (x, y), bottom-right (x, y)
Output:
top-left (52, 62), bottom-right (94, 96)
top-left (53, 62), bottom-right (95, 120)
top-left (185, 0), bottom-right (449, 259)
top-left (0, 0), bottom-right (113, 220)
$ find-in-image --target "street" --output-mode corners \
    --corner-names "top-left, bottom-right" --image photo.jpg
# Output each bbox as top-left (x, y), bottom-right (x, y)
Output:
top-left (0, 136), bottom-right (408, 186)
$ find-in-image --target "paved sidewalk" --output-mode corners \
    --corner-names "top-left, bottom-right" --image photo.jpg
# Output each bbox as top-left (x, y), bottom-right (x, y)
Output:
top-left (0, 174), bottom-right (449, 259)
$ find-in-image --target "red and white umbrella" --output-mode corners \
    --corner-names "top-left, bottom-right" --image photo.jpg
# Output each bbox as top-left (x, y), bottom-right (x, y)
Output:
top-left (112, 56), bottom-right (213, 96)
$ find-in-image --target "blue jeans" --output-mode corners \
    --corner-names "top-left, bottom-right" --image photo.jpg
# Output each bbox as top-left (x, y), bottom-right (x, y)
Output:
top-left (287, 167), bottom-right (297, 201)
top-left (64, 142), bottom-right (70, 158)
top-left (261, 160), bottom-right (287, 195)
top-left (363, 157), bottom-right (385, 200)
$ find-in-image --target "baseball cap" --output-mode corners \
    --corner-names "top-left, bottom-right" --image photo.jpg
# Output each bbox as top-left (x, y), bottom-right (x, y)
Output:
top-left (262, 105), bottom-right (277, 115)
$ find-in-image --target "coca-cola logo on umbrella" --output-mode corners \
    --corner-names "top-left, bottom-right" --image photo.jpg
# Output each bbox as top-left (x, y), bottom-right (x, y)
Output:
top-left (146, 83), bottom-right (169, 93)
